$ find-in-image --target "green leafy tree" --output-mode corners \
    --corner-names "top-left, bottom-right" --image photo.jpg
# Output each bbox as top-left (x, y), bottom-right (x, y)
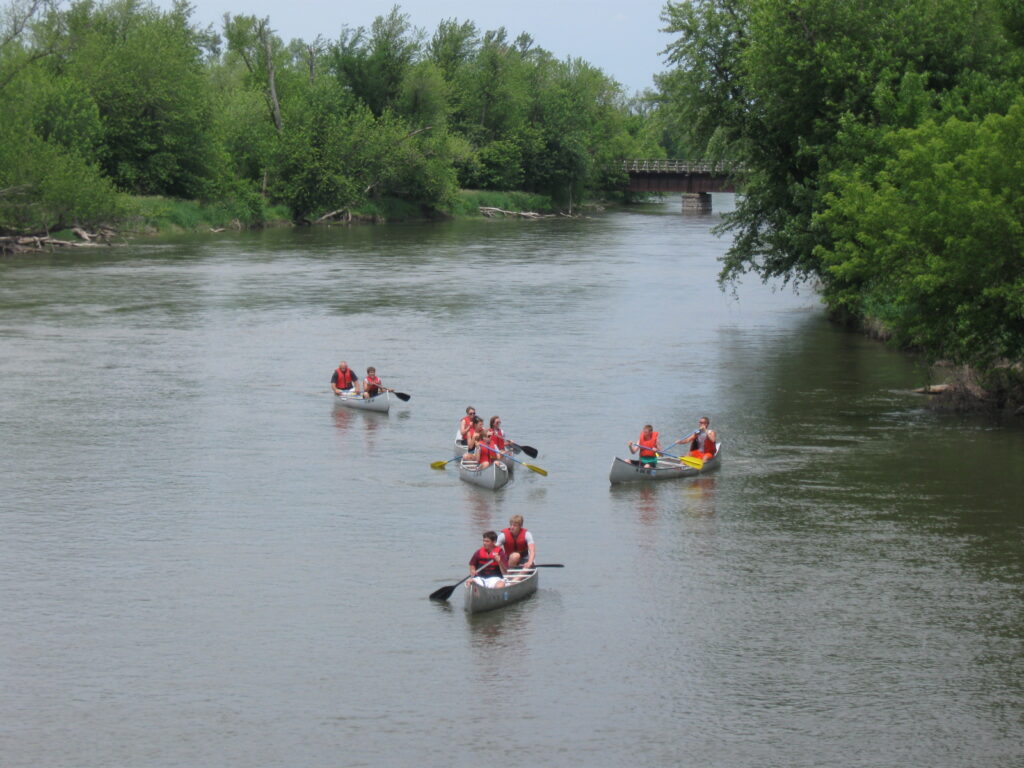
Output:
top-left (660, 0), bottom-right (1024, 285)
top-left (50, 0), bottom-right (220, 197)
top-left (328, 6), bottom-right (422, 117)
top-left (817, 102), bottom-right (1024, 369)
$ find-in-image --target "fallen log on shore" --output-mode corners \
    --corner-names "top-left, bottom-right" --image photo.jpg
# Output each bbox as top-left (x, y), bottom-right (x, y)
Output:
top-left (479, 206), bottom-right (555, 219)
top-left (1, 230), bottom-right (115, 255)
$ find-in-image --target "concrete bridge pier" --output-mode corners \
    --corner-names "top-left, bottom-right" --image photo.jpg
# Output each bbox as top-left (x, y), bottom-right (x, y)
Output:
top-left (681, 193), bottom-right (712, 213)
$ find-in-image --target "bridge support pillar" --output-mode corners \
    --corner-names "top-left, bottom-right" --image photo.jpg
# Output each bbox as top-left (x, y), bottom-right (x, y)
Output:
top-left (681, 192), bottom-right (712, 213)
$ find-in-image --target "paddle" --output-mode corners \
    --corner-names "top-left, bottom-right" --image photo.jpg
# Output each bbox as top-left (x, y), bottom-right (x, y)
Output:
top-left (652, 450), bottom-right (704, 470)
top-left (430, 559), bottom-right (495, 602)
top-left (493, 447), bottom-right (548, 477)
top-left (430, 456), bottom-right (460, 470)
top-left (509, 442), bottom-right (539, 459)
top-left (380, 387), bottom-right (411, 402)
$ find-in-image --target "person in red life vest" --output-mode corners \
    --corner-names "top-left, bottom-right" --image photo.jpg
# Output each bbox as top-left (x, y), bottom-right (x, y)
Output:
top-left (496, 514), bottom-right (535, 569)
top-left (475, 429), bottom-right (501, 469)
top-left (456, 406), bottom-right (477, 449)
top-left (628, 424), bottom-right (661, 466)
top-left (673, 416), bottom-right (717, 460)
top-left (462, 417), bottom-right (485, 462)
top-left (488, 415), bottom-right (516, 457)
top-left (468, 531), bottom-right (508, 588)
top-left (361, 366), bottom-right (382, 399)
top-left (330, 361), bottom-right (360, 396)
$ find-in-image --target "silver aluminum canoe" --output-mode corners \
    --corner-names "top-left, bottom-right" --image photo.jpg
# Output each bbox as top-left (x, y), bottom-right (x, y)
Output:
top-left (458, 459), bottom-right (511, 490)
top-left (608, 442), bottom-right (723, 484)
top-left (334, 391), bottom-right (390, 413)
top-left (454, 440), bottom-right (515, 474)
top-left (464, 568), bottom-right (539, 614)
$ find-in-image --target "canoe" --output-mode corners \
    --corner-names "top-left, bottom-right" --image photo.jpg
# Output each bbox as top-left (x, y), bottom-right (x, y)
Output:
top-left (334, 391), bottom-right (390, 413)
top-left (454, 439), bottom-right (515, 474)
top-left (608, 442), bottom-right (723, 484)
top-left (453, 438), bottom-right (467, 459)
top-left (464, 568), bottom-right (539, 614)
top-left (458, 458), bottom-right (511, 490)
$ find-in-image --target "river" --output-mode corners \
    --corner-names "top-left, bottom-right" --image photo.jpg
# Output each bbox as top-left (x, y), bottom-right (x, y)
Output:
top-left (1, 198), bottom-right (1021, 767)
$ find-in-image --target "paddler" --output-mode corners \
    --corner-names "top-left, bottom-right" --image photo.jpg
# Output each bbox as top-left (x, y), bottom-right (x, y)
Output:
top-left (673, 416), bottom-right (717, 460)
top-left (361, 366), bottom-right (382, 398)
top-left (468, 531), bottom-right (508, 588)
top-left (330, 361), bottom-right (360, 396)
top-left (628, 424), bottom-right (661, 466)
top-left (496, 514), bottom-right (535, 569)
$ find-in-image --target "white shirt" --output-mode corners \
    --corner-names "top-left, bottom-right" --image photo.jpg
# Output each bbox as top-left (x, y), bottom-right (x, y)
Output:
top-left (496, 530), bottom-right (534, 549)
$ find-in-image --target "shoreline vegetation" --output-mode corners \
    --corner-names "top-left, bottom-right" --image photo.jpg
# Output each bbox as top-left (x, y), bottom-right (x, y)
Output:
top-left (0, 188), bottom-right (567, 254)
top-left (4, 1), bottom-right (1023, 417)
top-left (839, 313), bottom-right (1024, 420)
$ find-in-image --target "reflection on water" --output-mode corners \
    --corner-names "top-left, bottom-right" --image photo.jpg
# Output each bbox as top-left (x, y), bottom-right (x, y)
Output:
top-left (1, 200), bottom-right (1021, 768)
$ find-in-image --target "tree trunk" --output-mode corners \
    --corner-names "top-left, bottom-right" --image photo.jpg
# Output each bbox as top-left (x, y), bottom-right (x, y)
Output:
top-left (258, 21), bottom-right (283, 135)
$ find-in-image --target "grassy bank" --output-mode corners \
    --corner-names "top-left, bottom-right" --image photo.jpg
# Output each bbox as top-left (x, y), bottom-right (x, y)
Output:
top-left (117, 190), bottom-right (558, 234)
top-left (120, 196), bottom-right (291, 234)
top-left (446, 190), bottom-right (557, 216)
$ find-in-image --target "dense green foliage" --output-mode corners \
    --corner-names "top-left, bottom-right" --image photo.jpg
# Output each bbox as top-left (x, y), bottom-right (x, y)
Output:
top-left (659, 0), bottom-right (1024, 369)
top-left (0, 0), bottom-right (657, 236)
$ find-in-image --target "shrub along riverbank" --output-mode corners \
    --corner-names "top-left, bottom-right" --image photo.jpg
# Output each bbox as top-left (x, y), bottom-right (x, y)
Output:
top-left (1, 2), bottom-right (660, 245)
top-left (660, 0), bottom-right (1024, 419)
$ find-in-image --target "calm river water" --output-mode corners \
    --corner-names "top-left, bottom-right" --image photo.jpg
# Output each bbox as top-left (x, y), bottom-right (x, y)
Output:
top-left (1, 198), bottom-right (1022, 767)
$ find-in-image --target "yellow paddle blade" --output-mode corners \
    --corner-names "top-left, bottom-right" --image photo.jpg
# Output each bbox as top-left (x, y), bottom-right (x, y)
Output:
top-left (430, 460), bottom-right (450, 470)
top-left (680, 455), bottom-right (704, 470)
top-left (525, 463), bottom-right (548, 477)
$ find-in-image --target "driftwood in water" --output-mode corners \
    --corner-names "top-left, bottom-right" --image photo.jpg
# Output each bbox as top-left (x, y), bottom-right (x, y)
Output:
top-left (314, 209), bottom-right (380, 225)
top-left (479, 206), bottom-right (553, 219)
top-left (1, 229), bottom-right (115, 255)
top-left (913, 384), bottom-right (953, 395)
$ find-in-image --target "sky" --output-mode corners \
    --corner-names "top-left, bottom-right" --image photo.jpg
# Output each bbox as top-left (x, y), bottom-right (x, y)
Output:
top-left (170, 0), bottom-right (675, 94)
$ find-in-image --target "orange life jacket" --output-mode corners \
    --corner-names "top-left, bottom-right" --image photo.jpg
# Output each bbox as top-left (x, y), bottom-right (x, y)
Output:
top-left (638, 431), bottom-right (659, 458)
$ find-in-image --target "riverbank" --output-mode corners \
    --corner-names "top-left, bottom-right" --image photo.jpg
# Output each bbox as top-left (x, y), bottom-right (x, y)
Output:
top-left (834, 310), bottom-right (1024, 419)
top-left (1, 189), bottom-right (569, 255)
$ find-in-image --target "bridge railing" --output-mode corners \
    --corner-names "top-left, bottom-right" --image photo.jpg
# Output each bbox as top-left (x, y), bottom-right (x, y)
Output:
top-left (619, 160), bottom-right (735, 174)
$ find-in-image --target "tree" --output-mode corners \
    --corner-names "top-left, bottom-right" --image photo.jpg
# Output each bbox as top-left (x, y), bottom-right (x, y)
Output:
top-left (816, 102), bottom-right (1024, 369)
top-left (659, 0), bottom-right (1024, 286)
top-left (328, 6), bottom-right (421, 117)
top-left (223, 14), bottom-right (284, 134)
top-left (50, 0), bottom-right (220, 198)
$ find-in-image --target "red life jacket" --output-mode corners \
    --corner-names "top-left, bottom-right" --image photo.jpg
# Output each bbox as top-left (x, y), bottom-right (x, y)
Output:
top-left (638, 431), bottom-right (659, 458)
top-left (491, 428), bottom-right (506, 451)
top-left (478, 438), bottom-right (499, 463)
top-left (364, 374), bottom-right (381, 395)
top-left (470, 546), bottom-right (504, 576)
top-left (502, 527), bottom-right (529, 558)
top-left (459, 417), bottom-right (473, 439)
top-left (335, 367), bottom-right (355, 389)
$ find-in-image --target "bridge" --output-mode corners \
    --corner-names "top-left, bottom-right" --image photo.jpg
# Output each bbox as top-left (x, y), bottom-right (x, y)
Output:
top-left (619, 160), bottom-right (738, 211)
